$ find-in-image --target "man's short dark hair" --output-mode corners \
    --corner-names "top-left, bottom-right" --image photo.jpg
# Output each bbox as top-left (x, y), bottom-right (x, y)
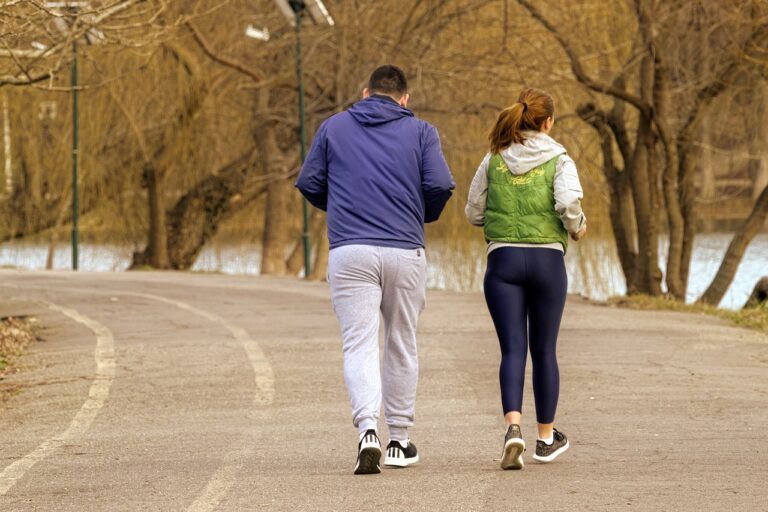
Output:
top-left (368, 65), bottom-right (408, 97)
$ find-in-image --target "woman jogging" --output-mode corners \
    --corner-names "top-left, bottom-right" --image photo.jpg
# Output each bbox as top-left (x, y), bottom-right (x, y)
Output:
top-left (465, 88), bottom-right (587, 470)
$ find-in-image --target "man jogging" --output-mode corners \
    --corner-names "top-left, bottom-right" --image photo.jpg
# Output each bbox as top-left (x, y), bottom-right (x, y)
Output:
top-left (296, 65), bottom-right (455, 475)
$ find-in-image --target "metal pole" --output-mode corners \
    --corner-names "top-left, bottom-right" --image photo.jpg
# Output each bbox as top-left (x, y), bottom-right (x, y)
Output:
top-left (296, 9), bottom-right (311, 278)
top-left (71, 39), bottom-right (79, 271)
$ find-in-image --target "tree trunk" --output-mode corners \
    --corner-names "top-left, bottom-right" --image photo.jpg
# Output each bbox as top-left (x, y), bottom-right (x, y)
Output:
top-left (45, 186), bottom-right (72, 270)
top-left (133, 164), bottom-right (170, 268)
top-left (45, 230), bottom-right (57, 270)
top-left (608, 93), bottom-right (640, 289)
top-left (645, 136), bottom-right (664, 296)
top-left (619, 180), bottom-right (638, 257)
top-left (607, 173), bottom-right (638, 287)
top-left (258, 118), bottom-right (294, 276)
top-left (698, 118), bottom-right (716, 232)
top-left (309, 217), bottom-right (329, 281)
top-left (576, 102), bottom-right (638, 290)
top-left (744, 277), bottom-right (768, 309)
top-left (699, 184), bottom-right (768, 306)
top-left (165, 150), bottom-right (256, 269)
top-left (18, 133), bottom-right (44, 213)
top-left (678, 139), bottom-right (698, 295)
top-left (654, 60), bottom-right (686, 299)
top-left (2, 90), bottom-right (12, 196)
top-left (131, 42), bottom-right (208, 270)
top-left (753, 159), bottom-right (768, 203)
top-left (260, 176), bottom-right (293, 276)
top-left (748, 86), bottom-right (768, 203)
top-left (628, 116), bottom-right (662, 295)
top-left (626, 52), bottom-right (663, 296)
top-left (285, 238), bottom-right (304, 276)
top-left (285, 208), bottom-right (316, 275)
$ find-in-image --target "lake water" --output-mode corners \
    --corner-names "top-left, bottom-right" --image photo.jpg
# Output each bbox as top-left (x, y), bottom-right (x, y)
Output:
top-left (1, 233), bottom-right (766, 310)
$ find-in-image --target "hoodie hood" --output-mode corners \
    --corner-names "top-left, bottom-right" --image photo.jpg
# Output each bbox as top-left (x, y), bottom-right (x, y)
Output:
top-left (500, 131), bottom-right (567, 175)
top-left (348, 95), bottom-right (414, 127)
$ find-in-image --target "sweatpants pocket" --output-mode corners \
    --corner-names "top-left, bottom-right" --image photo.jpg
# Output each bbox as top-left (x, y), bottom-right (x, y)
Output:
top-left (394, 252), bottom-right (426, 290)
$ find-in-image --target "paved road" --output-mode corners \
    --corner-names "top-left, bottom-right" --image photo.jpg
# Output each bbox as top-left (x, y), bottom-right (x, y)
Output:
top-left (0, 270), bottom-right (766, 511)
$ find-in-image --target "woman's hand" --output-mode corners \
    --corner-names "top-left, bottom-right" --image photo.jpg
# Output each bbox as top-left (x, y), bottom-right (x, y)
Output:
top-left (570, 226), bottom-right (587, 241)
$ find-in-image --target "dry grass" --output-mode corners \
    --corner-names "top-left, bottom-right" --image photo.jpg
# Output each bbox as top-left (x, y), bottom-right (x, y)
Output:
top-left (0, 316), bottom-right (37, 376)
top-left (606, 295), bottom-right (768, 335)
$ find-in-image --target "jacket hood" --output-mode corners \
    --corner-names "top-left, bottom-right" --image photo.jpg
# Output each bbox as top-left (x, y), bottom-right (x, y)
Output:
top-left (348, 95), bottom-right (414, 127)
top-left (500, 131), bottom-right (566, 175)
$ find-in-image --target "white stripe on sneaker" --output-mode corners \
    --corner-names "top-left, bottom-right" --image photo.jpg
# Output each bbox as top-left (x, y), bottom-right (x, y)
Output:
top-left (384, 445), bottom-right (419, 468)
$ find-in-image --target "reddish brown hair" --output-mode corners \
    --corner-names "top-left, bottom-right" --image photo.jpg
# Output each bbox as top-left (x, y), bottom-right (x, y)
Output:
top-left (488, 88), bottom-right (555, 153)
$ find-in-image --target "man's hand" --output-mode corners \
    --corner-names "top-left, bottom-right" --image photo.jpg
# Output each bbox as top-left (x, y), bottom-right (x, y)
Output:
top-left (570, 226), bottom-right (587, 241)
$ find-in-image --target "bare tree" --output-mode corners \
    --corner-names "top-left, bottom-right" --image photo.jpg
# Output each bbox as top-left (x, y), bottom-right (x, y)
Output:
top-left (699, 183), bottom-right (768, 306)
top-left (0, 0), bottom-right (152, 87)
top-left (517, 0), bottom-right (768, 297)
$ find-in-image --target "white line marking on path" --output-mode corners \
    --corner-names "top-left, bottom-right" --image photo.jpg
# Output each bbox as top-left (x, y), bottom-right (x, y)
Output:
top-left (1, 282), bottom-right (274, 509)
top-left (0, 300), bottom-right (116, 496)
top-left (127, 292), bottom-right (274, 405)
top-left (125, 292), bottom-right (274, 512)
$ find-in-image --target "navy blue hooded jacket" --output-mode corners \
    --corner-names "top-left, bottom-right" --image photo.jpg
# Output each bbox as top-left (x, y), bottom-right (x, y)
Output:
top-left (295, 95), bottom-right (455, 250)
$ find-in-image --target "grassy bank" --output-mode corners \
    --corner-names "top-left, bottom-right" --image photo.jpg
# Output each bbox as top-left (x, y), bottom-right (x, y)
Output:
top-left (606, 295), bottom-right (768, 335)
top-left (0, 316), bottom-right (37, 377)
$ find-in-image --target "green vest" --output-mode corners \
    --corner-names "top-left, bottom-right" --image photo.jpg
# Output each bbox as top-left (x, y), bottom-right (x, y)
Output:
top-left (484, 153), bottom-right (569, 252)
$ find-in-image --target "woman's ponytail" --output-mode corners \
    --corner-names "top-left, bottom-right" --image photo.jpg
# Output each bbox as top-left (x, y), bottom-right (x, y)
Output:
top-left (488, 88), bottom-right (555, 154)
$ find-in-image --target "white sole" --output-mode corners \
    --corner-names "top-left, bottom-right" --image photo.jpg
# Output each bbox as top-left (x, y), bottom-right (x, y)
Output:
top-left (500, 438), bottom-right (525, 470)
top-left (532, 440), bottom-right (569, 463)
top-left (384, 453), bottom-right (419, 468)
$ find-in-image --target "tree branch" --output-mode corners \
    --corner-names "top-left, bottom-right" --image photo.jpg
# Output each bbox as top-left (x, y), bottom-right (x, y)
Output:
top-left (186, 20), bottom-right (262, 84)
top-left (680, 22), bottom-right (768, 144)
top-left (515, 0), bottom-right (650, 113)
top-left (0, 70), bottom-right (52, 87)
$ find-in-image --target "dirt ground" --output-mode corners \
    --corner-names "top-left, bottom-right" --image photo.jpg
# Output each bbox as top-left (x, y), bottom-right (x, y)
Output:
top-left (1, 269), bottom-right (766, 511)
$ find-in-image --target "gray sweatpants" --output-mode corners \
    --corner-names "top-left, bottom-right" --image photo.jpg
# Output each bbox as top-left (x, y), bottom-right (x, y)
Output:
top-left (328, 244), bottom-right (427, 442)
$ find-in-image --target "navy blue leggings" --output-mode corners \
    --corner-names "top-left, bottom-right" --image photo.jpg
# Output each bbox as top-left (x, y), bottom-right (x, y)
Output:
top-left (483, 247), bottom-right (567, 424)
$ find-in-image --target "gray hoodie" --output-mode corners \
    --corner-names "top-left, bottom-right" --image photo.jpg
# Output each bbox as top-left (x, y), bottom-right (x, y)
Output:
top-left (465, 131), bottom-right (586, 252)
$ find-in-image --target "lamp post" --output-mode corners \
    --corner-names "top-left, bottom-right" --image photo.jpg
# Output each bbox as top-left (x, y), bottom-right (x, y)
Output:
top-left (70, 37), bottom-right (80, 270)
top-left (293, 4), bottom-right (310, 279)
top-left (46, 1), bottom-right (91, 271)
top-left (273, 0), bottom-right (334, 278)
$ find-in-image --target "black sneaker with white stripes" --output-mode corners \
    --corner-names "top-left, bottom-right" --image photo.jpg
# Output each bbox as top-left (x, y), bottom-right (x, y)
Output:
top-left (383, 440), bottom-right (419, 468)
top-left (354, 429), bottom-right (381, 475)
top-left (532, 428), bottom-right (569, 463)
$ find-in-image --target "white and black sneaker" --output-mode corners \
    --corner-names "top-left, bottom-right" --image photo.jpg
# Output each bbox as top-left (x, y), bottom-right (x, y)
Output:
top-left (383, 440), bottom-right (419, 468)
top-left (354, 429), bottom-right (381, 475)
top-left (532, 428), bottom-right (569, 463)
top-left (500, 424), bottom-right (525, 470)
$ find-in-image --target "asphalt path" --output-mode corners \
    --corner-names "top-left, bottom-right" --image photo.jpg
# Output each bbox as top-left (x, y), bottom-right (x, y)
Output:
top-left (0, 270), bottom-right (766, 511)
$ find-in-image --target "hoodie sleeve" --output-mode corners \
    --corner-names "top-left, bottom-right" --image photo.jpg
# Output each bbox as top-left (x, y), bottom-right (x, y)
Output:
top-left (421, 125), bottom-right (455, 223)
top-left (295, 123), bottom-right (329, 211)
top-left (554, 155), bottom-right (587, 233)
top-left (465, 153), bottom-right (491, 227)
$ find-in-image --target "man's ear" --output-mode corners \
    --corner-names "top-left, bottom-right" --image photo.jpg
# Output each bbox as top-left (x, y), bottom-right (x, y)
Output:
top-left (362, 87), bottom-right (370, 99)
top-left (399, 93), bottom-right (409, 108)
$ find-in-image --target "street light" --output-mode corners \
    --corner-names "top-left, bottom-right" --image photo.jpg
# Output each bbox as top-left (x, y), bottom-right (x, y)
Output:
top-left (45, 0), bottom-right (95, 271)
top-left (245, 25), bottom-right (270, 42)
top-left (274, 0), bottom-right (335, 26)
top-left (273, 0), bottom-right (334, 278)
